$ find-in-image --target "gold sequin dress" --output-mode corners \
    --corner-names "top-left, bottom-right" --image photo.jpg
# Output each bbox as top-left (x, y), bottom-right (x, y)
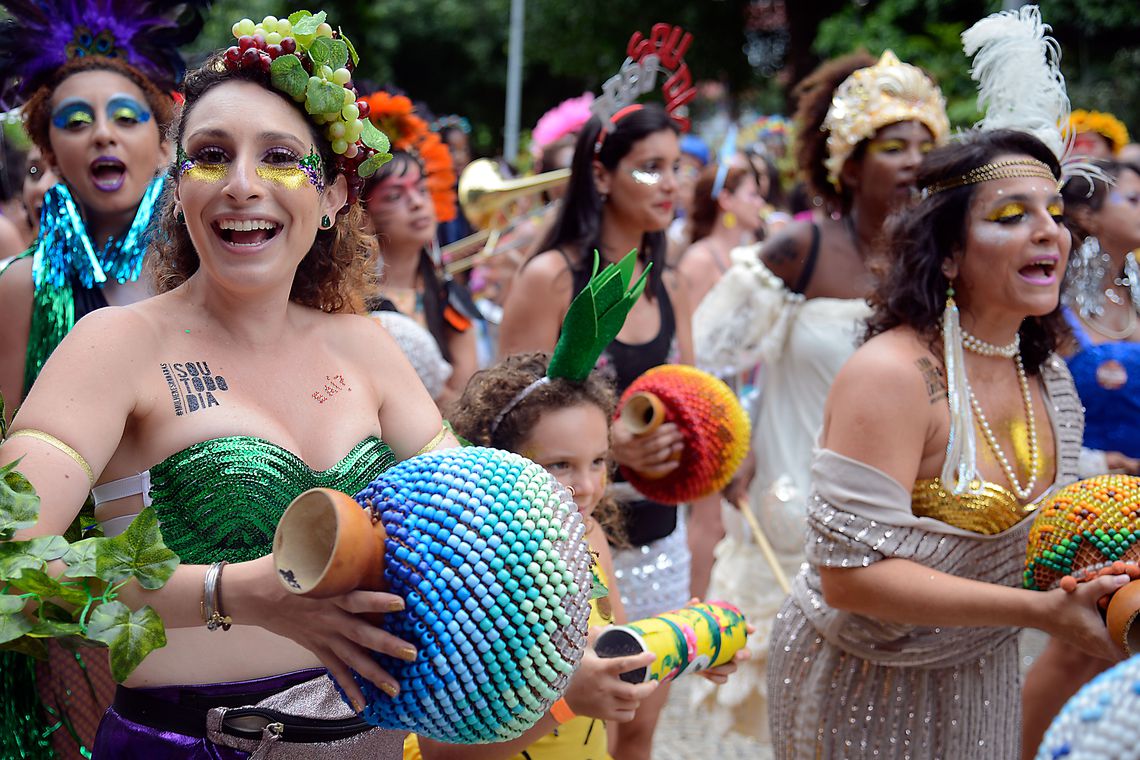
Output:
top-left (767, 356), bottom-right (1083, 759)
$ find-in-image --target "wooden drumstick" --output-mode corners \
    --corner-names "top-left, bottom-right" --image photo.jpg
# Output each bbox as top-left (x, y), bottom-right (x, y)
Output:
top-left (734, 496), bottom-right (791, 595)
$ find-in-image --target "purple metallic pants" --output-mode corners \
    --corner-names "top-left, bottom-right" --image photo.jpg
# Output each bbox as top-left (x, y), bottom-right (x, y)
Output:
top-left (92, 669), bottom-right (321, 759)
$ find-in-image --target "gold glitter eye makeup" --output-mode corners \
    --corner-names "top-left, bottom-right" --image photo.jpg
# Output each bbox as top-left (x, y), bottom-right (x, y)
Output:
top-left (256, 166), bottom-right (309, 190)
top-left (52, 101), bottom-right (95, 130)
top-left (986, 202), bottom-right (1027, 222)
top-left (867, 139), bottom-right (907, 155)
top-left (178, 146), bottom-right (228, 184)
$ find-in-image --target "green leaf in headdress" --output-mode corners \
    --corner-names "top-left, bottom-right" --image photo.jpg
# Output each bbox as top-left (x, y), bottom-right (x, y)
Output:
top-left (0, 595), bottom-right (33, 645)
top-left (304, 77), bottom-right (344, 116)
top-left (270, 54), bottom-right (308, 101)
top-left (547, 249), bottom-right (650, 383)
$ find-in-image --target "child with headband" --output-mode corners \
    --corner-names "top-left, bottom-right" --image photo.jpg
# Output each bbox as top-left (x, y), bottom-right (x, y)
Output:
top-left (410, 252), bottom-right (745, 759)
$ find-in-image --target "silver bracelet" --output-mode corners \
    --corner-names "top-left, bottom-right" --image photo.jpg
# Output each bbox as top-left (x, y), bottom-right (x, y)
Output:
top-left (202, 561), bottom-right (232, 631)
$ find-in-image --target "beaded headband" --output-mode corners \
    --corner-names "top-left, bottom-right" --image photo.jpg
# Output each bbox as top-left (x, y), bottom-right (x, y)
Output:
top-left (489, 250), bottom-right (649, 437)
top-left (592, 23), bottom-right (696, 153)
top-left (922, 158), bottom-right (1058, 197)
top-left (822, 50), bottom-right (950, 189)
top-left (217, 10), bottom-right (391, 211)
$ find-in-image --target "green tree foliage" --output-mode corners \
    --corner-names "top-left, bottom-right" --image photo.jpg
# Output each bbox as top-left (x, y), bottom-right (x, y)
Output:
top-left (186, 1), bottom-right (1140, 154)
top-left (813, 0), bottom-right (1140, 133)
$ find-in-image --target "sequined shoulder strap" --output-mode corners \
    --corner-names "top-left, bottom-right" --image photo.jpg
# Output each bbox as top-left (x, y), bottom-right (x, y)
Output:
top-left (1038, 354), bottom-right (1083, 486)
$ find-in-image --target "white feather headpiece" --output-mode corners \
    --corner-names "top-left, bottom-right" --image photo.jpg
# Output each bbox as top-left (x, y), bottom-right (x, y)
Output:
top-left (960, 4), bottom-right (1105, 185)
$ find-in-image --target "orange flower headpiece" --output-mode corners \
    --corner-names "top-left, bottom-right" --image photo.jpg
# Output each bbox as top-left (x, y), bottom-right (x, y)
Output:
top-left (360, 91), bottom-right (457, 223)
top-left (1069, 109), bottom-right (1130, 155)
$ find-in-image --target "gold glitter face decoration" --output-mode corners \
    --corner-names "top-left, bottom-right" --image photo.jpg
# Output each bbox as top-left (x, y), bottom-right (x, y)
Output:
top-left (178, 146), bottom-right (227, 184)
top-left (257, 147), bottom-right (325, 192)
top-left (822, 50), bottom-right (951, 190)
top-left (256, 165), bottom-right (309, 190)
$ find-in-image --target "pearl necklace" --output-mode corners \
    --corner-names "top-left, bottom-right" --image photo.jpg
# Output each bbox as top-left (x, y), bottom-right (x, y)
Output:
top-left (961, 327), bottom-right (1020, 358)
top-left (967, 351), bottom-right (1039, 500)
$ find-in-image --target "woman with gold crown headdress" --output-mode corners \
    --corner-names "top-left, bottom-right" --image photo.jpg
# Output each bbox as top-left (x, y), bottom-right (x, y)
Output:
top-left (766, 7), bottom-right (1132, 758)
top-left (689, 49), bottom-right (949, 746)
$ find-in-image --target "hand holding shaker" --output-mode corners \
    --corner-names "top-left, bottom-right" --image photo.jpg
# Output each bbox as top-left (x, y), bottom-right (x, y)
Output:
top-left (593, 601), bottom-right (748, 683)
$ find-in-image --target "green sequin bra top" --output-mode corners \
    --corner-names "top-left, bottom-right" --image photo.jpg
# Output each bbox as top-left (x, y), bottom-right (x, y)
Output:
top-left (124, 436), bottom-right (394, 565)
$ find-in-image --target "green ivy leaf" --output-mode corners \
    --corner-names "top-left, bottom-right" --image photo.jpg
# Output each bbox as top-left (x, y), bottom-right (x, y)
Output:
top-left (304, 77), bottom-right (344, 116)
top-left (62, 537), bottom-right (101, 578)
top-left (86, 601), bottom-right (167, 682)
top-left (27, 619), bottom-right (83, 638)
top-left (0, 535), bottom-right (68, 578)
top-left (341, 29), bottom-right (360, 67)
top-left (96, 508), bottom-right (178, 590)
top-left (270, 55), bottom-right (308, 101)
top-left (0, 594), bottom-right (32, 644)
top-left (0, 459), bottom-right (40, 540)
top-left (11, 568), bottom-right (88, 607)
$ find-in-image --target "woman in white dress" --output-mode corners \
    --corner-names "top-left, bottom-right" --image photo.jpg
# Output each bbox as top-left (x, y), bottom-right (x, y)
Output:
top-left (689, 50), bottom-right (949, 744)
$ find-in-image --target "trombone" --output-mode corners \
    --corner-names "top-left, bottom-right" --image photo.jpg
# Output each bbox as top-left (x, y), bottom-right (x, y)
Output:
top-left (442, 159), bottom-right (569, 275)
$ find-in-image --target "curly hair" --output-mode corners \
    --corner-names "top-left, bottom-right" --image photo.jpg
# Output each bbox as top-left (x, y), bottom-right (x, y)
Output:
top-left (791, 52), bottom-right (876, 211)
top-left (865, 129), bottom-right (1069, 373)
top-left (448, 352), bottom-right (626, 545)
top-left (23, 56), bottom-right (175, 160)
top-left (148, 54), bottom-right (378, 314)
top-left (688, 164), bottom-right (754, 243)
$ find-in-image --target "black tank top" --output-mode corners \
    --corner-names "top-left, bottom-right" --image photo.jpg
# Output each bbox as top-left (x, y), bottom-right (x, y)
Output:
top-left (566, 252), bottom-right (680, 545)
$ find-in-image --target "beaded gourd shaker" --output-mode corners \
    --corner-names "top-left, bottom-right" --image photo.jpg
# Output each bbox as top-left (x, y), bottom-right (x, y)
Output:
top-left (275, 446), bottom-right (593, 743)
top-left (1035, 653), bottom-right (1140, 760)
top-left (617, 365), bottom-right (751, 504)
top-left (1025, 475), bottom-right (1140, 653)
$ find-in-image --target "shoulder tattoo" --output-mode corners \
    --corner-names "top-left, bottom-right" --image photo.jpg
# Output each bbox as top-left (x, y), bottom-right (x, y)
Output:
top-left (915, 357), bottom-right (946, 405)
top-left (762, 233), bottom-right (801, 268)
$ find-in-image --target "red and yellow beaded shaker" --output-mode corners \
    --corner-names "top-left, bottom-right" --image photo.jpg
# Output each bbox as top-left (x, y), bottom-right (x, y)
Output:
top-left (593, 601), bottom-right (748, 684)
top-left (1025, 474), bottom-right (1140, 654)
top-left (616, 365), bottom-right (751, 504)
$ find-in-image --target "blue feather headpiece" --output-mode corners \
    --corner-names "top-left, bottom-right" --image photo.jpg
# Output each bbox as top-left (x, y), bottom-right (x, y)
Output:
top-left (0, 0), bottom-right (208, 109)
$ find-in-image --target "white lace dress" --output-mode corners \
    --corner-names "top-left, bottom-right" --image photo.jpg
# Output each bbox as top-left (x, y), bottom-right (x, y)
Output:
top-left (689, 244), bottom-right (871, 743)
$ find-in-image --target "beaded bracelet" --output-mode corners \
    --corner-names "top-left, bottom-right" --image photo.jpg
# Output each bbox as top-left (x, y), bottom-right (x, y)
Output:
top-left (202, 561), bottom-right (233, 631)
